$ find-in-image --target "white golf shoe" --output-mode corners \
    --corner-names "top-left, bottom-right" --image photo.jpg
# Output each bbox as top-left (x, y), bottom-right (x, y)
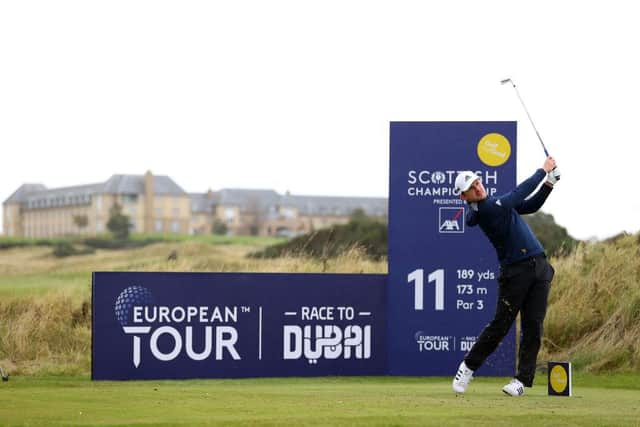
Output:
top-left (502, 378), bottom-right (525, 396)
top-left (452, 361), bottom-right (474, 394)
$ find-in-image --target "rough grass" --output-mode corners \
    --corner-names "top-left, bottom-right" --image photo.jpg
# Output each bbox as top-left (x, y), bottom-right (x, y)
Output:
top-left (541, 233), bottom-right (640, 373)
top-left (0, 241), bottom-right (385, 375)
top-left (1, 233), bottom-right (640, 376)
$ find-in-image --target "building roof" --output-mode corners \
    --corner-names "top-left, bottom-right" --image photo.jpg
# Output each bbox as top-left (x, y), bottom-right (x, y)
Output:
top-left (6, 176), bottom-right (388, 219)
top-left (282, 194), bottom-right (387, 217)
top-left (187, 189), bottom-right (388, 217)
top-left (215, 189), bottom-right (281, 213)
top-left (102, 174), bottom-right (186, 195)
top-left (4, 184), bottom-right (47, 203)
top-left (189, 192), bottom-right (216, 213)
top-left (4, 174), bottom-right (186, 207)
top-left (6, 183), bottom-right (103, 209)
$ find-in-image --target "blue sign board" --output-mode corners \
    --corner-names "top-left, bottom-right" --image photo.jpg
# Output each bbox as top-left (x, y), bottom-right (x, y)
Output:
top-left (387, 122), bottom-right (517, 376)
top-left (92, 122), bottom-right (518, 380)
top-left (92, 272), bottom-right (386, 380)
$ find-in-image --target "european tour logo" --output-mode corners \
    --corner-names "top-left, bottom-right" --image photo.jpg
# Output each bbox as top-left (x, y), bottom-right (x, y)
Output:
top-left (114, 286), bottom-right (242, 368)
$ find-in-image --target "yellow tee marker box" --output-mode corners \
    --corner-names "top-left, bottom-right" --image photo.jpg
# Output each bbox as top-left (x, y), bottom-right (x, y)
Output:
top-left (548, 361), bottom-right (572, 396)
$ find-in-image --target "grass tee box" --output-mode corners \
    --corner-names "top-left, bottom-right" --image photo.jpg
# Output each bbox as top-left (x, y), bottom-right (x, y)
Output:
top-left (92, 272), bottom-right (387, 380)
top-left (2, 375), bottom-right (640, 426)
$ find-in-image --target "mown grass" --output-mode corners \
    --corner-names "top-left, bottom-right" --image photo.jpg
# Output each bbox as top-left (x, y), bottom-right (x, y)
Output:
top-left (128, 233), bottom-right (286, 246)
top-left (0, 234), bottom-right (285, 251)
top-left (0, 375), bottom-right (639, 426)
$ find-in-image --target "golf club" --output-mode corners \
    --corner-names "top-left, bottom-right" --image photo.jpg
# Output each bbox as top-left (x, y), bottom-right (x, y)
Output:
top-left (501, 78), bottom-right (559, 180)
top-left (501, 78), bottom-right (551, 156)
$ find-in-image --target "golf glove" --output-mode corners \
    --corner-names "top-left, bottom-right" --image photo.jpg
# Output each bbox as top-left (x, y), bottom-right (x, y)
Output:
top-left (547, 168), bottom-right (561, 185)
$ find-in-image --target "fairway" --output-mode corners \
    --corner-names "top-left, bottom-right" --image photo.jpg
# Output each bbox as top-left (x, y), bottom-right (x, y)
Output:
top-left (1, 375), bottom-right (639, 426)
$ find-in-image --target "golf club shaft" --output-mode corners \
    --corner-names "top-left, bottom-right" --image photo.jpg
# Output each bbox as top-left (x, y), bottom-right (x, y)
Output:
top-left (503, 79), bottom-right (550, 157)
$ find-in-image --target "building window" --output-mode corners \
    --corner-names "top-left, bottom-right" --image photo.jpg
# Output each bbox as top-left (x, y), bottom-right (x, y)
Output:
top-left (282, 207), bottom-right (295, 219)
top-left (171, 221), bottom-right (180, 233)
top-left (155, 220), bottom-right (163, 233)
top-left (123, 194), bottom-right (138, 204)
top-left (129, 220), bottom-right (136, 232)
top-left (96, 221), bottom-right (103, 233)
top-left (224, 208), bottom-right (235, 221)
top-left (96, 195), bottom-right (102, 211)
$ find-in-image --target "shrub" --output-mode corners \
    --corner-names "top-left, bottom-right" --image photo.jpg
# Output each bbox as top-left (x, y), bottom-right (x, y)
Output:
top-left (250, 215), bottom-right (387, 261)
top-left (524, 211), bottom-right (578, 256)
top-left (52, 242), bottom-right (95, 257)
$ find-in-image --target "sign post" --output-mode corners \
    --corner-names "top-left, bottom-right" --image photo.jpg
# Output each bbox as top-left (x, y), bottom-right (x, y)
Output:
top-left (387, 121), bottom-right (517, 376)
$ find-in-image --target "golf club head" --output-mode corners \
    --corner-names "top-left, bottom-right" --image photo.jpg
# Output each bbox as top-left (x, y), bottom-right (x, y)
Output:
top-left (500, 78), bottom-right (513, 86)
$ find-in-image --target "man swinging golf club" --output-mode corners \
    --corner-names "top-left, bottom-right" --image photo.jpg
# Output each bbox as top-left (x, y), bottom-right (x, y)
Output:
top-left (452, 157), bottom-right (559, 396)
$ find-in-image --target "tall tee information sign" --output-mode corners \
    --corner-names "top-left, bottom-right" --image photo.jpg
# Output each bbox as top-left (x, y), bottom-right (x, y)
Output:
top-left (388, 122), bottom-right (517, 376)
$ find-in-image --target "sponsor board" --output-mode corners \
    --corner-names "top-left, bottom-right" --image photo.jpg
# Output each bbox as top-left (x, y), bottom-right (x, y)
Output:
top-left (388, 122), bottom-right (517, 376)
top-left (93, 272), bottom-right (386, 380)
top-left (92, 121), bottom-right (519, 380)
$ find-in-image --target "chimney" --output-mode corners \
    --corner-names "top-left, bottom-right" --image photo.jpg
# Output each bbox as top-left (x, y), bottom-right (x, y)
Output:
top-left (144, 170), bottom-right (154, 233)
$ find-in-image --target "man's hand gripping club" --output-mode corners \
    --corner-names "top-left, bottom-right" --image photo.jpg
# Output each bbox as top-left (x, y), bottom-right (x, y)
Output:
top-left (543, 157), bottom-right (560, 186)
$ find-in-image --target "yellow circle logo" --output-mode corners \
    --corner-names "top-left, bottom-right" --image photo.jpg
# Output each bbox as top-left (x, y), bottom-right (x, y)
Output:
top-left (477, 133), bottom-right (511, 166)
top-left (550, 365), bottom-right (568, 393)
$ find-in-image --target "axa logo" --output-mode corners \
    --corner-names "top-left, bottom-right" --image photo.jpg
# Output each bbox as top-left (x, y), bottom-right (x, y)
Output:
top-left (439, 207), bottom-right (464, 233)
top-left (114, 286), bottom-right (241, 368)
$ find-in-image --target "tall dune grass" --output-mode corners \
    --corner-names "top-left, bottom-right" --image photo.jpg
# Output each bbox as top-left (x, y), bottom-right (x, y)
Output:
top-left (0, 242), bottom-right (385, 375)
top-left (542, 233), bottom-right (640, 372)
top-left (0, 291), bottom-right (91, 375)
top-left (2, 235), bottom-right (639, 375)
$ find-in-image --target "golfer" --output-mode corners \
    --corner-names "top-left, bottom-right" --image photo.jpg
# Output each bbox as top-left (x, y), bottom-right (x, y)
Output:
top-left (451, 157), bottom-right (559, 396)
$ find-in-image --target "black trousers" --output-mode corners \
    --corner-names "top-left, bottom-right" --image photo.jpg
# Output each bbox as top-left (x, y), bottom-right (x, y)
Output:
top-left (464, 254), bottom-right (554, 387)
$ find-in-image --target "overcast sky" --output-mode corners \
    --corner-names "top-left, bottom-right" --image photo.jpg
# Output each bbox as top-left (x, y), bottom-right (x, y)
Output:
top-left (1, 1), bottom-right (638, 240)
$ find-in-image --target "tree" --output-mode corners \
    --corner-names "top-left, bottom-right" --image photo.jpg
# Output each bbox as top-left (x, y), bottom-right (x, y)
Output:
top-left (245, 195), bottom-right (264, 236)
top-left (73, 214), bottom-right (89, 233)
top-left (524, 211), bottom-right (578, 256)
top-left (107, 203), bottom-right (130, 240)
top-left (350, 208), bottom-right (368, 223)
top-left (212, 219), bottom-right (228, 235)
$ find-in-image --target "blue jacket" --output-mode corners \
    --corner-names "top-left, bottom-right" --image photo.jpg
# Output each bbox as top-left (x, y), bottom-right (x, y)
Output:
top-left (466, 169), bottom-right (552, 267)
